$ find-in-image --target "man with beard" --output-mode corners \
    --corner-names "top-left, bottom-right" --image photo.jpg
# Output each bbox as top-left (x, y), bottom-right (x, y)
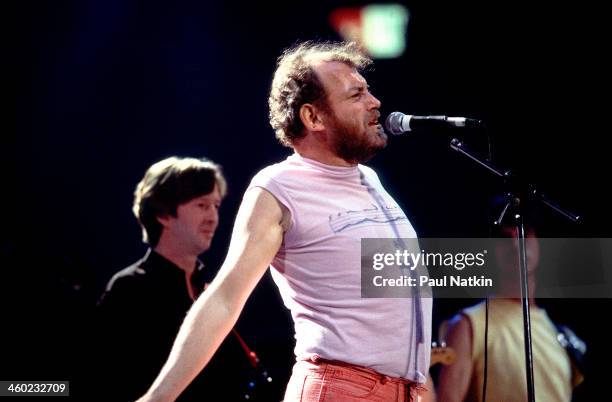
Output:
top-left (137, 41), bottom-right (432, 402)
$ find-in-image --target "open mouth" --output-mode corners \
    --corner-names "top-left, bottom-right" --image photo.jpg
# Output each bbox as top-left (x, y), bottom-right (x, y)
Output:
top-left (368, 113), bottom-right (381, 126)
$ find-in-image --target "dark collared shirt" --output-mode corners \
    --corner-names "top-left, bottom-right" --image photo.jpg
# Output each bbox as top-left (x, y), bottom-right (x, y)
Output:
top-left (96, 250), bottom-right (249, 401)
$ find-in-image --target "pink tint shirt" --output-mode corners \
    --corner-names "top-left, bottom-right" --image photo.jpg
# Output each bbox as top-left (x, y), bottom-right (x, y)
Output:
top-left (248, 153), bottom-right (431, 382)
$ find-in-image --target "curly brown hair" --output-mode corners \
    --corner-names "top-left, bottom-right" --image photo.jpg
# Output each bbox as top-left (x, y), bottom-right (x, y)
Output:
top-left (268, 41), bottom-right (372, 147)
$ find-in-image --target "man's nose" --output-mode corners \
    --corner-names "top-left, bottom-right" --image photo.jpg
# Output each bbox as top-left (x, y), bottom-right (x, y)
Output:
top-left (368, 92), bottom-right (381, 109)
top-left (205, 209), bottom-right (219, 225)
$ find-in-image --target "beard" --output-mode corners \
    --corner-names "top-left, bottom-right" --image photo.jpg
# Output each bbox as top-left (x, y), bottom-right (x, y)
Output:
top-left (329, 114), bottom-right (388, 164)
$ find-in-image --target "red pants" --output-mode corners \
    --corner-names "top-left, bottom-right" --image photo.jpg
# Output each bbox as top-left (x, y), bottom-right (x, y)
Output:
top-left (283, 357), bottom-right (424, 402)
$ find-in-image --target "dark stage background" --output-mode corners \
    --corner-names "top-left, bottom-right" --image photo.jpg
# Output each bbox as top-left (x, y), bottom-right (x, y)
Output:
top-left (6, 1), bottom-right (610, 400)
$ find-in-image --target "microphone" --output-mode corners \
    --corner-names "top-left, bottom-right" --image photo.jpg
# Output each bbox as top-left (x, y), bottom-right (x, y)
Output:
top-left (385, 112), bottom-right (482, 135)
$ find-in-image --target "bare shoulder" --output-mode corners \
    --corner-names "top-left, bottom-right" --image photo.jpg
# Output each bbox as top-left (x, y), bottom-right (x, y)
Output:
top-left (448, 314), bottom-right (472, 334)
top-left (445, 314), bottom-right (473, 346)
top-left (242, 187), bottom-right (291, 232)
top-left (207, 187), bottom-right (288, 307)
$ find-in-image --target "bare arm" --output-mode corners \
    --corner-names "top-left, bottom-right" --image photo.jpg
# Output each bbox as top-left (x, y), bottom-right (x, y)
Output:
top-left (418, 373), bottom-right (437, 402)
top-left (137, 188), bottom-right (286, 402)
top-left (436, 315), bottom-right (473, 402)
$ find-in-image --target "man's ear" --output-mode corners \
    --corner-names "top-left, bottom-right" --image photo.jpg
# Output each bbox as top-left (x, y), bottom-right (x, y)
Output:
top-left (156, 214), bottom-right (172, 228)
top-left (299, 103), bottom-right (326, 132)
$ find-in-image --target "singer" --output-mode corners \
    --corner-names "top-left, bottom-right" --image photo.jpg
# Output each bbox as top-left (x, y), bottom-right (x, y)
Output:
top-left (136, 41), bottom-right (433, 402)
top-left (95, 157), bottom-right (250, 401)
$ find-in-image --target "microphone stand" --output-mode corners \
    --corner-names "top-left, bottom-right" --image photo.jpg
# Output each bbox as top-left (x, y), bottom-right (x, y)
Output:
top-left (449, 138), bottom-right (580, 402)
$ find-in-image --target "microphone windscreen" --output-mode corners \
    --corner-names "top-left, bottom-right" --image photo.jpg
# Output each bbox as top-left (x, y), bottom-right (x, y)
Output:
top-left (385, 112), bottom-right (407, 135)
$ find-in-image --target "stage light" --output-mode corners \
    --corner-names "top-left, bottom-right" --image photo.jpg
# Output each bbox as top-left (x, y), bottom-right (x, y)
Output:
top-left (329, 3), bottom-right (410, 59)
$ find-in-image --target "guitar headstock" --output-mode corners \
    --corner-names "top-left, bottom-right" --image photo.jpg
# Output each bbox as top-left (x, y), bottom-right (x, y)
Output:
top-left (430, 342), bottom-right (456, 367)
